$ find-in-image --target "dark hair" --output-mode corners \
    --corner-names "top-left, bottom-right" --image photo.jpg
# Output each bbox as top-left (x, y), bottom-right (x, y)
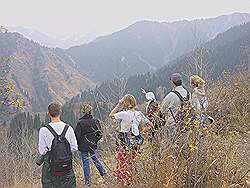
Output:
top-left (48, 102), bottom-right (61, 117)
top-left (173, 80), bottom-right (182, 86)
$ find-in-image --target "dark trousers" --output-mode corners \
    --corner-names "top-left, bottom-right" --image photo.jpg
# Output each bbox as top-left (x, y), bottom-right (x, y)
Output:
top-left (42, 155), bottom-right (76, 188)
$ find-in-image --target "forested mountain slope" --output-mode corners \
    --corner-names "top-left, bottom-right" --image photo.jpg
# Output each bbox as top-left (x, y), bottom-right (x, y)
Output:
top-left (63, 22), bottom-right (250, 120)
top-left (0, 32), bottom-right (95, 112)
top-left (66, 13), bottom-right (250, 82)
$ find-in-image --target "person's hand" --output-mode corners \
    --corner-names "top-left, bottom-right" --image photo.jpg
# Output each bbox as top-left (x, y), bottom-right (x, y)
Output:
top-left (118, 96), bottom-right (125, 105)
top-left (141, 122), bottom-right (153, 133)
top-left (141, 88), bottom-right (146, 95)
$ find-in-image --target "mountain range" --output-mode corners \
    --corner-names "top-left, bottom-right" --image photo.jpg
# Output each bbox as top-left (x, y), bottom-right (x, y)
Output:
top-left (66, 13), bottom-right (250, 82)
top-left (0, 12), bottom-right (249, 113)
top-left (64, 22), bottom-right (250, 119)
top-left (8, 26), bottom-right (96, 49)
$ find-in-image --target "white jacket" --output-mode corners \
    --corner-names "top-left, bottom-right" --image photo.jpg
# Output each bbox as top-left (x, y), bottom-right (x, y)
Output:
top-left (161, 86), bottom-right (189, 125)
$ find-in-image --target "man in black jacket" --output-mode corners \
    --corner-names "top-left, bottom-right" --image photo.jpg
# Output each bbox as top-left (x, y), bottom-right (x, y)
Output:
top-left (74, 104), bottom-right (106, 186)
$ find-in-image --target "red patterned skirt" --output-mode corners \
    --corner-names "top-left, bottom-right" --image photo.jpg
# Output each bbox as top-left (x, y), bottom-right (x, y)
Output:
top-left (116, 145), bottom-right (138, 186)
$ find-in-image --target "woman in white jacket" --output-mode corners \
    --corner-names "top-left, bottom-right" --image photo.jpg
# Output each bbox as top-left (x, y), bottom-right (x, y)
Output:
top-left (190, 75), bottom-right (214, 124)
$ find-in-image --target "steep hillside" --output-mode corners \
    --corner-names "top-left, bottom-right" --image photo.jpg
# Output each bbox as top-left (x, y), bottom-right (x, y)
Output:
top-left (63, 22), bottom-right (250, 120)
top-left (0, 32), bottom-right (95, 112)
top-left (66, 13), bottom-right (250, 82)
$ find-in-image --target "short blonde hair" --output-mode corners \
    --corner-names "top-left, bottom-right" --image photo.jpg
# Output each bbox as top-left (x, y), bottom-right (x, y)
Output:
top-left (190, 75), bottom-right (206, 88)
top-left (81, 103), bottom-right (93, 114)
top-left (123, 94), bottom-right (137, 110)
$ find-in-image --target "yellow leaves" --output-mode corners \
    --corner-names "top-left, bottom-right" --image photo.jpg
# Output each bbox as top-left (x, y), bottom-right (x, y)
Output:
top-left (0, 79), bottom-right (13, 96)
top-left (228, 131), bottom-right (239, 137)
top-left (185, 117), bottom-right (192, 125)
top-left (5, 80), bottom-right (14, 93)
top-left (188, 128), bottom-right (193, 134)
top-left (189, 143), bottom-right (198, 152)
top-left (0, 78), bottom-right (24, 114)
top-left (12, 94), bottom-right (24, 111)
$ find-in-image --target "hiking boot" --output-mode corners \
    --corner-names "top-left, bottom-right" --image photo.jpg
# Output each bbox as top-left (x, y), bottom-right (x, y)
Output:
top-left (85, 181), bottom-right (91, 187)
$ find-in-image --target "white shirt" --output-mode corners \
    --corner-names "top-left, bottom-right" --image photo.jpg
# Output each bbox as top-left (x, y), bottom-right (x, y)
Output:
top-left (161, 86), bottom-right (189, 125)
top-left (38, 121), bottom-right (78, 155)
top-left (161, 86), bottom-right (189, 111)
top-left (114, 110), bottom-right (150, 136)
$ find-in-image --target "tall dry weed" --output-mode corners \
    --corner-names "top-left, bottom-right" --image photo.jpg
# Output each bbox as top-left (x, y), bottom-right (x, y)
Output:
top-left (0, 71), bottom-right (249, 188)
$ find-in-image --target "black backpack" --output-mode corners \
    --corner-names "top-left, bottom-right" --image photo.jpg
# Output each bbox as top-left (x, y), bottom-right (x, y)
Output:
top-left (45, 124), bottom-right (73, 176)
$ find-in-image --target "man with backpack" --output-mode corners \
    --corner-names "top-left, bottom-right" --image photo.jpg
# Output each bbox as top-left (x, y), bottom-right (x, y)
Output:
top-left (161, 73), bottom-right (191, 140)
top-left (38, 102), bottom-right (78, 188)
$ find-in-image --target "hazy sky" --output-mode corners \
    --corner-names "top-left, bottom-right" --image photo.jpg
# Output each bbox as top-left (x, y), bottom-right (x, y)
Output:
top-left (0, 0), bottom-right (249, 37)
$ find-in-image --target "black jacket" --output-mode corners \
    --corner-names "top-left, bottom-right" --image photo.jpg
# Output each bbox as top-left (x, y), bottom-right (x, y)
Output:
top-left (74, 114), bottom-right (102, 152)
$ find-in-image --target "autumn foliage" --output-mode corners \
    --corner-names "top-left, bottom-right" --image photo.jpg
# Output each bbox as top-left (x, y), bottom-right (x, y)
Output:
top-left (0, 71), bottom-right (249, 188)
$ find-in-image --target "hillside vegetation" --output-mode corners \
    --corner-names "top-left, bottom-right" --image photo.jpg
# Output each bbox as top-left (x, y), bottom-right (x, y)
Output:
top-left (0, 33), bottom-right (95, 112)
top-left (1, 14), bottom-right (249, 188)
top-left (0, 70), bottom-right (249, 187)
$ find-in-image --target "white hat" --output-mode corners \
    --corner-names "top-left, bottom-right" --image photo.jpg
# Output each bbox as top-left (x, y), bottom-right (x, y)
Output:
top-left (145, 92), bottom-right (156, 101)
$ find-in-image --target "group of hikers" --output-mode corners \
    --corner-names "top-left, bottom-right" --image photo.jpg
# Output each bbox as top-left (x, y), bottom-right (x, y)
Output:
top-left (38, 73), bottom-right (214, 188)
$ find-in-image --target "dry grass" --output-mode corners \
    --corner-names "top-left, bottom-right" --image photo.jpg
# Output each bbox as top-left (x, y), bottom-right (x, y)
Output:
top-left (0, 71), bottom-right (249, 188)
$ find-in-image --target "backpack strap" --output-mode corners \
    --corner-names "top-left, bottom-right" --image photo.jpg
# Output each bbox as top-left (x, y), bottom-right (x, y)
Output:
top-left (45, 124), bottom-right (69, 138)
top-left (60, 124), bottom-right (69, 138)
top-left (171, 90), bottom-right (184, 102)
top-left (45, 124), bottom-right (59, 139)
top-left (171, 89), bottom-right (190, 102)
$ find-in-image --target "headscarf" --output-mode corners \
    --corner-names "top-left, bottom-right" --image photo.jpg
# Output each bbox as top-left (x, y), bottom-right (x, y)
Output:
top-left (145, 92), bottom-right (156, 113)
top-left (145, 92), bottom-right (156, 102)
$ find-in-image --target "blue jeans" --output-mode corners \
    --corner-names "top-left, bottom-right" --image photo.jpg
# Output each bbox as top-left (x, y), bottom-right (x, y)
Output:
top-left (81, 151), bottom-right (106, 185)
